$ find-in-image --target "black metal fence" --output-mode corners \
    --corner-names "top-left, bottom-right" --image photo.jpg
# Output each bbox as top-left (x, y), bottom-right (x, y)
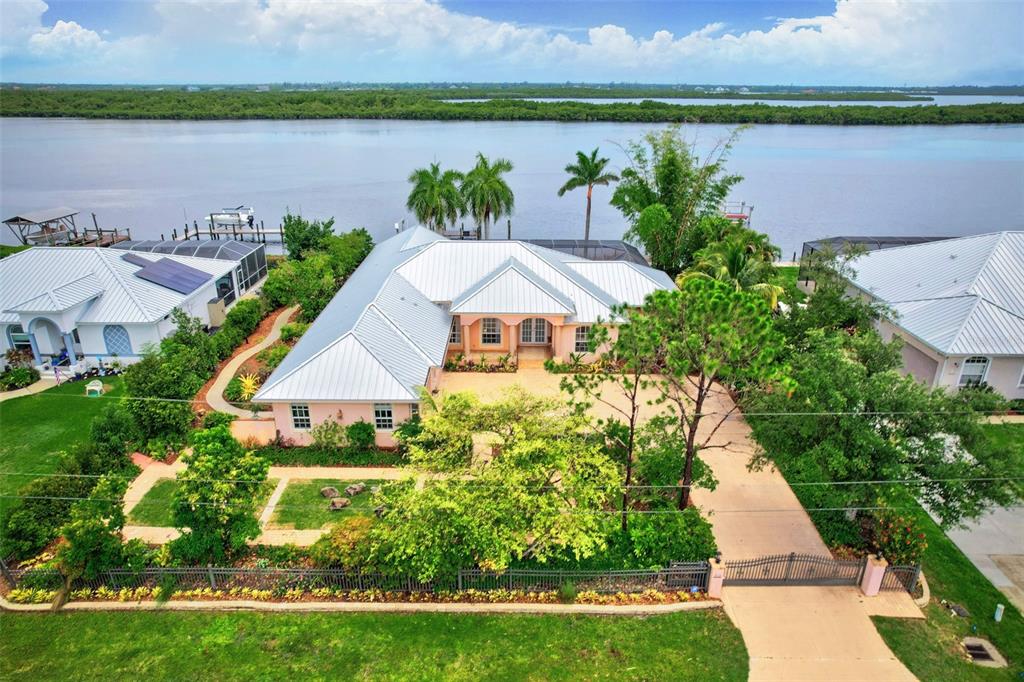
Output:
top-left (880, 564), bottom-right (921, 593)
top-left (2, 562), bottom-right (711, 595)
top-left (724, 553), bottom-right (865, 587)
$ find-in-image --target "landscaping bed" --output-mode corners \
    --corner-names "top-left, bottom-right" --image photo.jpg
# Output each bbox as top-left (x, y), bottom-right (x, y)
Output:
top-left (252, 444), bottom-right (405, 467)
top-left (0, 609), bottom-right (747, 681)
top-left (6, 585), bottom-right (712, 606)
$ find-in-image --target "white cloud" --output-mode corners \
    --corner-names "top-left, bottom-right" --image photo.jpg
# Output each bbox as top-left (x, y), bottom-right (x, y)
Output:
top-left (28, 20), bottom-right (105, 58)
top-left (1, 0), bottom-right (1021, 84)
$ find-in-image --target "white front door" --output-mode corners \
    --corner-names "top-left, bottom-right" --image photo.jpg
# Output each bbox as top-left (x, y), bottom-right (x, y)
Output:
top-left (520, 318), bottom-right (549, 344)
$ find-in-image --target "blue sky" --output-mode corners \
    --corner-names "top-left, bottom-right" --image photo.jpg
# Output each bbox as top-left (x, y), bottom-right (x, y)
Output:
top-left (2, 1), bottom-right (1021, 85)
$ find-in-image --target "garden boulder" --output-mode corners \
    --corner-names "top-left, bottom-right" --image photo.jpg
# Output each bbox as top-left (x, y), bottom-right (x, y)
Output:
top-left (329, 497), bottom-right (351, 510)
top-left (345, 483), bottom-right (367, 497)
top-left (320, 486), bottom-right (340, 499)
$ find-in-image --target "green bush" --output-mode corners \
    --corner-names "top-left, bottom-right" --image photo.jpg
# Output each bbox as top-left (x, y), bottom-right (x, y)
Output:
top-left (250, 444), bottom-right (406, 467)
top-left (0, 440), bottom-right (139, 559)
top-left (310, 418), bottom-right (346, 449)
top-left (256, 343), bottom-right (290, 370)
top-left (0, 366), bottom-right (40, 391)
top-left (346, 420), bottom-right (377, 450)
top-left (871, 508), bottom-right (927, 565)
top-left (261, 262), bottom-right (298, 308)
top-left (557, 582), bottom-right (578, 604)
top-left (279, 322), bottom-right (309, 343)
top-left (309, 516), bottom-right (375, 569)
top-left (223, 376), bottom-right (244, 402)
top-left (624, 508), bottom-right (718, 567)
top-left (89, 405), bottom-right (138, 470)
top-left (202, 411), bottom-right (237, 429)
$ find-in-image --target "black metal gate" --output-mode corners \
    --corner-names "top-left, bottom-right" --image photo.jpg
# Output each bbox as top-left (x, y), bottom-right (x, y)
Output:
top-left (724, 553), bottom-right (865, 586)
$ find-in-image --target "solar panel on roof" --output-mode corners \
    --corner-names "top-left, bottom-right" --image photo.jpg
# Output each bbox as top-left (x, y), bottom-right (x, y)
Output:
top-left (132, 257), bottom-right (211, 294)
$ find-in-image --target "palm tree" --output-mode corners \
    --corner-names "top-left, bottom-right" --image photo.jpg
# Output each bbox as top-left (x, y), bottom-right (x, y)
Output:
top-left (460, 153), bottom-right (514, 240)
top-left (406, 163), bottom-right (465, 233)
top-left (679, 229), bottom-right (784, 309)
top-left (557, 148), bottom-right (620, 241)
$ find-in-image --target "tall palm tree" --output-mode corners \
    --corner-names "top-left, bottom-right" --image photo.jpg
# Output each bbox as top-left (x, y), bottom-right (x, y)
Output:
top-left (406, 163), bottom-right (465, 233)
top-left (557, 148), bottom-right (620, 241)
top-left (460, 153), bottom-right (514, 240)
top-left (679, 229), bottom-right (784, 309)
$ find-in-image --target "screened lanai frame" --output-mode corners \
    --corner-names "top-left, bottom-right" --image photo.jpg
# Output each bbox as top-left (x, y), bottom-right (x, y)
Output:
top-left (112, 240), bottom-right (268, 293)
top-left (797, 235), bottom-right (955, 281)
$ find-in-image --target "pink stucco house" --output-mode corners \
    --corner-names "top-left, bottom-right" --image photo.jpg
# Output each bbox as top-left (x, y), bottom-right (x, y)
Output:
top-left (254, 227), bottom-right (675, 446)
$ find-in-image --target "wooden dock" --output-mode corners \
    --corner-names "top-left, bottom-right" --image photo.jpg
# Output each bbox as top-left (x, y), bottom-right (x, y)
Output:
top-left (167, 220), bottom-right (283, 243)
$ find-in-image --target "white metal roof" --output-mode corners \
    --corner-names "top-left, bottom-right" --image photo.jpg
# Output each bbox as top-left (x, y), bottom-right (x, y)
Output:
top-left (450, 258), bottom-right (575, 315)
top-left (848, 231), bottom-right (1024, 356)
top-left (255, 227), bottom-right (677, 403)
top-left (0, 247), bottom-right (236, 325)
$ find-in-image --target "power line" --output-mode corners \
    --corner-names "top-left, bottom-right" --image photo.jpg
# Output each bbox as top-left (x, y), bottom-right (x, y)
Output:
top-left (4, 388), bottom-right (1016, 417)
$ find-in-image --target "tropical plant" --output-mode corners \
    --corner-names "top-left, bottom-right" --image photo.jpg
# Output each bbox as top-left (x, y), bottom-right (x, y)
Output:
top-left (238, 373), bottom-right (261, 401)
top-left (460, 153), bottom-right (514, 239)
top-left (680, 228), bottom-right (784, 309)
top-left (406, 162), bottom-right (465, 232)
top-left (557, 148), bottom-right (619, 241)
top-left (612, 125), bottom-right (744, 276)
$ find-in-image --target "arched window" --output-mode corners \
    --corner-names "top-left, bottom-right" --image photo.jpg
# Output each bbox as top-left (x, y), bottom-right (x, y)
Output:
top-left (958, 356), bottom-right (989, 387)
top-left (6, 324), bottom-right (32, 352)
top-left (103, 325), bottom-right (132, 356)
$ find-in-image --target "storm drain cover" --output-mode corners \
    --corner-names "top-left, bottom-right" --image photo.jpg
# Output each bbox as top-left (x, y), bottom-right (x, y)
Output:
top-left (961, 638), bottom-right (1006, 668)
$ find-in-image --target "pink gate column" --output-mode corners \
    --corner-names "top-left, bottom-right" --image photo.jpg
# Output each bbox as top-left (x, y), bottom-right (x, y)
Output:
top-left (860, 554), bottom-right (887, 596)
top-left (708, 557), bottom-right (725, 598)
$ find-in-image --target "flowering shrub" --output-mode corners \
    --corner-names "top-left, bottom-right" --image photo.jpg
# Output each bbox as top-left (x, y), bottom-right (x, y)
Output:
top-left (872, 509), bottom-right (927, 565)
top-left (6, 585), bottom-right (709, 605)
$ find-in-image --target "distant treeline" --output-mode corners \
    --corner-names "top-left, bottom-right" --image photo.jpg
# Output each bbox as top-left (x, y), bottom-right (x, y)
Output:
top-left (2, 89), bottom-right (1022, 125)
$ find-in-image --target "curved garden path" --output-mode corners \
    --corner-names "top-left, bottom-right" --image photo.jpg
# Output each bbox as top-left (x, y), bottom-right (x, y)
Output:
top-left (205, 305), bottom-right (299, 418)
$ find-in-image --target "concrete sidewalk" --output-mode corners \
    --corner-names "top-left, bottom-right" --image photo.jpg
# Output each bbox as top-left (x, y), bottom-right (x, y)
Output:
top-left (205, 305), bottom-right (299, 418)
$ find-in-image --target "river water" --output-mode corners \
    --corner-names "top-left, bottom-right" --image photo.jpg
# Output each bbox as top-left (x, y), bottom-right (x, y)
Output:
top-left (1, 117), bottom-right (1021, 258)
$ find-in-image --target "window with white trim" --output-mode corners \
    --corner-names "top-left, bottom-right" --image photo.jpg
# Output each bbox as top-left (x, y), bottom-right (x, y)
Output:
top-left (958, 356), bottom-right (989, 387)
top-left (574, 326), bottom-right (591, 353)
top-left (1018, 364), bottom-right (1024, 388)
top-left (481, 318), bottom-right (502, 345)
top-left (290, 403), bottom-right (311, 430)
top-left (103, 325), bottom-right (132, 356)
top-left (449, 317), bottom-right (462, 344)
top-left (410, 403), bottom-right (420, 419)
top-left (374, 403), bottom-right (394, 430)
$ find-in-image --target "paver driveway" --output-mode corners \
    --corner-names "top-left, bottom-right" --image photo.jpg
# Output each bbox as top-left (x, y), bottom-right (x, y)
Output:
top-left (438, 369), bottom-right (920, 681)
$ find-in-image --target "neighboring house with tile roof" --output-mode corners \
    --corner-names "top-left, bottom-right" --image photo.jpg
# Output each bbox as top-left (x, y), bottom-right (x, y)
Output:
top-left (846, 231), bottom-right (1024, 399)
top-left (254, 226), bottom-right (676, 446)
top-left (0, 246), bottom-right (244, 373)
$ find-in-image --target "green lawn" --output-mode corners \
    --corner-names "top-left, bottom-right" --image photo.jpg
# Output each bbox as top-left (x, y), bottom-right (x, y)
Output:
top-left (128, 478), bottom-right (279, 527)
top-left (0, 378), bottom-right (124, 522)
top-left (873, 498), bottom-right (1024, 680)
top-left (0, 244), bottom-right (29, 259)
top-left (0, 609), bottom-right (747, 681)
top-left (271, 479), bottom-right (383, 530)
